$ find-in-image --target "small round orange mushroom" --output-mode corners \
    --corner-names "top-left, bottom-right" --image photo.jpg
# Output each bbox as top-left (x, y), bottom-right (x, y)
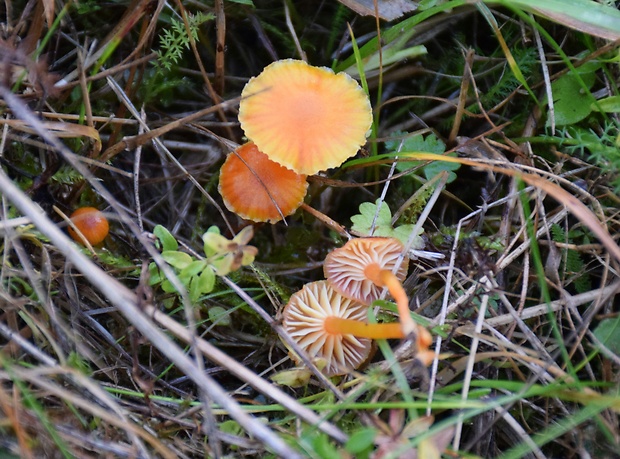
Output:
top-left (282, 280), bottom-right (406, 376)
top-left (324, 237), bottom-right (432, 350)
top-left (68, 207), bottom-right (109, 246)
top-left (218, 142), bottom-right (308, 223)
top-left (238, 59), bottom-right (373, 175)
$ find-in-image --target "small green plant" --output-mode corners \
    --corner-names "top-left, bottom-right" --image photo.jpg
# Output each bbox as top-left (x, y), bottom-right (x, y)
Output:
top-left (351, 199), bottom-right (424, 248)
top-left (156, 12), bottom-right (214, 71)
top-left (386, 132), bottom-right (460, 183)
top-left (149, 225), bottom-right (257, 303)
top-left (546, 62), bottom-right (599, 127)
top-left (141, 11), bottom-right (214, 104)
top-left (593, 315), bottom-right (620, 355)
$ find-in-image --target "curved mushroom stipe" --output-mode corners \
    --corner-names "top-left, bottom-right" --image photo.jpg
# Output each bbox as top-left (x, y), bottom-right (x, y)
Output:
top-left (363, 263), bottom-right (417, 337)
top-left (324, 237), bottom-right (433, 353)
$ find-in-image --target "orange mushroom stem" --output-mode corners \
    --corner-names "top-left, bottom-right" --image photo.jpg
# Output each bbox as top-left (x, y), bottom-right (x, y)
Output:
top-left (283, 280), bottom-right (415, 375)
top-left (323, 237), bottom-right (433, 352)
top-left (363, 262), bottom-right (418, 337)
top-left (283, 280), bottom-right (433, 375)
top-left (323, 316), bottom-right (404, 339)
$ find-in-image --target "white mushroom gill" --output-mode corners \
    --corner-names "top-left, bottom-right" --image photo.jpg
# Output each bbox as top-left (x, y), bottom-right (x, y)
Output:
top-left (282, 280), bottom-right (372, 376)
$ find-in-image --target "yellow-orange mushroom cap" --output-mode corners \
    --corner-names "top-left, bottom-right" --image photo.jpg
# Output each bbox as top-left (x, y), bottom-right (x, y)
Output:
top-left (282, 280), bottom-right (377, 376)
top-left (238, 59), bottom-right (373, 175)
top-left (218, 142), bottom-right (308, 223)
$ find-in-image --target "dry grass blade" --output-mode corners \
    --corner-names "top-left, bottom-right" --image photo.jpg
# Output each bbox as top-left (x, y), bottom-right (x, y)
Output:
top-left (0, 164), bottom-right (302, 459)
top-left (141, 300), bottom-right (348, 443)
top-left (0, 86), bottom-right (302, 458)
top-left (0, 119), bottom-right (102, 155)
top-left (3, 2), bottom-right (620, 456)
top-left (401, 152), bottom-right (620, 264)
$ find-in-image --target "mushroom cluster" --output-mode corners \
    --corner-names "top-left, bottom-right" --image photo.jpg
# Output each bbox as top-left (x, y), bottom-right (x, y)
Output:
top-left (281, 236), bottom-right (433, 376)
top-left (219, 59), bottom-right (373, 223)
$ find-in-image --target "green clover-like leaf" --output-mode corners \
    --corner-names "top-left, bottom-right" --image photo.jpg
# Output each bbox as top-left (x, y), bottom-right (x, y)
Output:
top-left (161, 251), bottom-right (193, 269)
top-left (350, 199), bottom-right (393, 236)
top-left (153, 225), bottom-right (178, 251)
top-left (351, 199), bottom-right (424, 248)
top-left (387, 132), bottom-right (459, 183)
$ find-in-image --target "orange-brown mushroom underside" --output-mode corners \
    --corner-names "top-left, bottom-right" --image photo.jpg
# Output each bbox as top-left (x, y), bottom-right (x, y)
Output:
top-left (218, 142), bottom-right (308, 223)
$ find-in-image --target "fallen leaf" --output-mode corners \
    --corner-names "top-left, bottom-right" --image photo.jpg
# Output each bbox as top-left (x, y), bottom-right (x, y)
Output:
top-left (338, 0), bottom-right (418, 21)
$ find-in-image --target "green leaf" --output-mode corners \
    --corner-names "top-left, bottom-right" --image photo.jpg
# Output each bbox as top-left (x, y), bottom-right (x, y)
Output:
top-left (161, 279), bottom-right (176, 293)
top-left (203, 226), bottom-right (257, 275)
top-left (387, 132), bottom-right (459, 183)
top-left (494, 0), bottom-right (620, 41)
top-left (177, 261), bottom-right (210, 302)
top-left (345, 428), bottom-right (376, 454)
top-left (547, 70), bottom-right (596, 127)
top-left (148, 262), bottom-right (162, 285)
top-left (203, 226), bottom-right (229, 257)
top-left (393, 224), bottom-right (424, 248)
top-left (153, 225), bottom-right (178, 251)
top-left (343, 26), bottom-right (427, 77)
top-left (592, 95), bottom-right (620, 113)
top-left (270, 367), bottom-right (312, 388)
top-left (161, 251), bottom-right (193, 269)
top-left (351, 199), bottom-right (393, 235)
top-left (220, 420), bottom-right (243, 436)
top-left (387, 131), bottom-right (446, 156)
top-left (351, 199), bottom-right (424, 247)
top-left (208, 305), bottom-right (230, 326)
top-left (197, 265), bottom-right (216, 297)
top-left (593, 317), bottom-right (620, 355)
top-left (179, 260), bottom-right (208, 279)
top-left (309, 432), bottom-right (342, 459)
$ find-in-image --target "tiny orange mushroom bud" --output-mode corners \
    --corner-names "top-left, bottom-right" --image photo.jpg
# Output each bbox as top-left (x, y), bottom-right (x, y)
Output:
top-left (324, 237), bottom-right (432, 352)
top-left (238, 59), bottom-right (373, 175)
top-left (218, 142), bottom-right (308, 223)
top-left (282, 280), bottom-right (407, 376)
top-left (68, 207), bottom-right (109, 245)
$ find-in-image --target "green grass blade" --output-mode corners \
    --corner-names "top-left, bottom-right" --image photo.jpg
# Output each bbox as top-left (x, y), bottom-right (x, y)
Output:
top-left (493, 0), bottom-right (620, 40)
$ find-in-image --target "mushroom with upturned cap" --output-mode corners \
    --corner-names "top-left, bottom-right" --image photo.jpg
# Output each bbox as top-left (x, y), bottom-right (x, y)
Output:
top-left (281, 280), bottom-right (409, 376)
top-left (218, 142), bottom-right (308, 223)
top-left (323, 237), bottom-right (431, 349)
top-left (238, 59), bottom-right (373, 175)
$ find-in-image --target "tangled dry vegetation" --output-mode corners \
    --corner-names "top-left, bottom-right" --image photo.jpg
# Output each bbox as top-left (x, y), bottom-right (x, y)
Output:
top-left (1, 1), bottom-right (620, 458)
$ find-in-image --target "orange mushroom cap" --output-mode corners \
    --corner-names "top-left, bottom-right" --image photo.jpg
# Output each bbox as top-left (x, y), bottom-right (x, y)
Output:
top-left (324, 237), bottom-right (409, 305)
top-left (282, 280), bottom-right (374, 376)
top-left (218, 142), bottom-right (308, 223)
top-left (238, 59), bottom-right (373, 175)
top-left (68, 207), bottom-right (109, 246)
